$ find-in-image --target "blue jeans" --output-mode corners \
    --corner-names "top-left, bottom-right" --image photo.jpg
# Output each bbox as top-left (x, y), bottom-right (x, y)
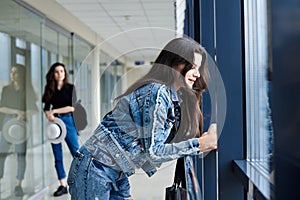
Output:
top-left (67, 146), bottom-right (131, 200)
top-left (51, 114), bottom-right (79, 180)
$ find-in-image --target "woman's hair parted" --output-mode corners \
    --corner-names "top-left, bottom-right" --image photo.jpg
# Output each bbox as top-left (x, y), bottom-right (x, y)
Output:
top-left (118, 37), bottom-right (209, 141)
top-left (42, 62), bottom-right (70, 103)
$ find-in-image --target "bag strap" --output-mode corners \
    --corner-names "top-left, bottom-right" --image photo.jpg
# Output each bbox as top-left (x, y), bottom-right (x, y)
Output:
top-left (173, 157), bottom-right (186, 188)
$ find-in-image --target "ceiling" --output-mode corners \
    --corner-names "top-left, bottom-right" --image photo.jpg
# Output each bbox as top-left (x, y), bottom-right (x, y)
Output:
top-left (55, 0), bottom-right (180, 64)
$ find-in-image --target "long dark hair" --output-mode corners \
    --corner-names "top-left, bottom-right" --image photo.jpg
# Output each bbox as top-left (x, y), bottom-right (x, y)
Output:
top-left (42, 62), bottom-right (70, 103)
top-left (118, 37), bottom-right (209, 141)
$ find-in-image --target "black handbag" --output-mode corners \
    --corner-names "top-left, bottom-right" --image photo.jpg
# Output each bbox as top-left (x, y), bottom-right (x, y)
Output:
top-left (165, 157), bottom-right (188, 200)
top-left (73, 99), bottom-right (88, 132)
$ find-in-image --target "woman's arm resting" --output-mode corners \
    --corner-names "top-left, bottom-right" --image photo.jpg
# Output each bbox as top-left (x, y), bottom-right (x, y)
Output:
top-left (45, 106), bottom-right (74, 121)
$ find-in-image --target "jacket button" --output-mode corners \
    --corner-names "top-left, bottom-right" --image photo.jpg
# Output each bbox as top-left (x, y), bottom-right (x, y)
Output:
top-left (115, 154), bottom-right (120, 158)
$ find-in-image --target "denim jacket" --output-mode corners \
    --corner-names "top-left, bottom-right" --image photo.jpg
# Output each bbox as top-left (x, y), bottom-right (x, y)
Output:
top-left (84, 82), bottom-right (200, 177)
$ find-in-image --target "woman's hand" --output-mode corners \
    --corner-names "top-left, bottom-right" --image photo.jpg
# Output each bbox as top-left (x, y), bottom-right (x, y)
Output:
top-left (17, 111), bottom-right (25, 121)
top-left (45, 110), bottom-right (55, 122)
top-left (198, 123), bottom-right (218, 152)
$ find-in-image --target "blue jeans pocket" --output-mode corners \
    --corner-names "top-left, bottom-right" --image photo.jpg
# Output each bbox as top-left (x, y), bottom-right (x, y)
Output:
top-left (67, 152), bottom-right (83, 185)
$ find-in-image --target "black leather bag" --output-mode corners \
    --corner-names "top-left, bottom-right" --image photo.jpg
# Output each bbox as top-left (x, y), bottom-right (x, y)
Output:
top-left (165, 158), bottom-right (188, 200)
top-left (165, 184), bottom-right (187, 200)
top-left (73, 99), bottom-right (88, 132)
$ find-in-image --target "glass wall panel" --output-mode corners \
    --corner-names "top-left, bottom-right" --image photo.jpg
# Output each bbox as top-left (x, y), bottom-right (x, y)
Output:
top-left (73, 36), bottom-right (93, 135)
top-left (244, 0), bottom-right (273, 178)
top-left (0, 0), bottom-right (44, 197)
top-left (0, 0), bottom-right (94, 198)
top-left (58, 34), bottom-right (72, 80)
top-left (99, 51), bottom-right (125, 118)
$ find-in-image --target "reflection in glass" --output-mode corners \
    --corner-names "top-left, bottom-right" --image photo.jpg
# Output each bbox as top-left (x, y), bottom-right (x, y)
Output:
top-left (0, 65), bottom-right (38, 197)
top-left (0, 0), bottom-right (94, 197)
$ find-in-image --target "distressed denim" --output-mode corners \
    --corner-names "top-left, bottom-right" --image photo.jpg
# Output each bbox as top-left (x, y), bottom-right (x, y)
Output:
top-left (68, 83), bottom-right (200, 198)
top-left (51, 114), bottom-right (79, 180)
top-left (85, 83), bottom-right (199, 174)
top-left (68, 146), bottom-right (131, 200)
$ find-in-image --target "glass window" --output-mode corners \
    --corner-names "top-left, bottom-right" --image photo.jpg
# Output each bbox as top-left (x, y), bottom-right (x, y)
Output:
top-left (16, 53), bottom-right (25, 65)
top-left (0, 33), bottom-right (10, 82)
top-left (0, 1), bottom-right (45, 197)
top-left (73, 36), bottom-right (93, 131)
top-left (99, 53), bottom-right (125, 118)
top-left (0, 0), bottom-right (94, 197)
top-left (16, 38), bottom-right (26, 49)
top-left (244, 0), bottom-right (273, 177)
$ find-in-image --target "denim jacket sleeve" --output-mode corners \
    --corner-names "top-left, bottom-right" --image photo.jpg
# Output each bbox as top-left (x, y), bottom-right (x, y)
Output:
top-left (148, 85), bottom-right (200, 163)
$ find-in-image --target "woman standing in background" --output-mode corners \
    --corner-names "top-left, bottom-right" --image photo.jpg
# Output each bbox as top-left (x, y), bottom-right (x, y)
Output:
top-left (42, 62), bottom-right (79, 197)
